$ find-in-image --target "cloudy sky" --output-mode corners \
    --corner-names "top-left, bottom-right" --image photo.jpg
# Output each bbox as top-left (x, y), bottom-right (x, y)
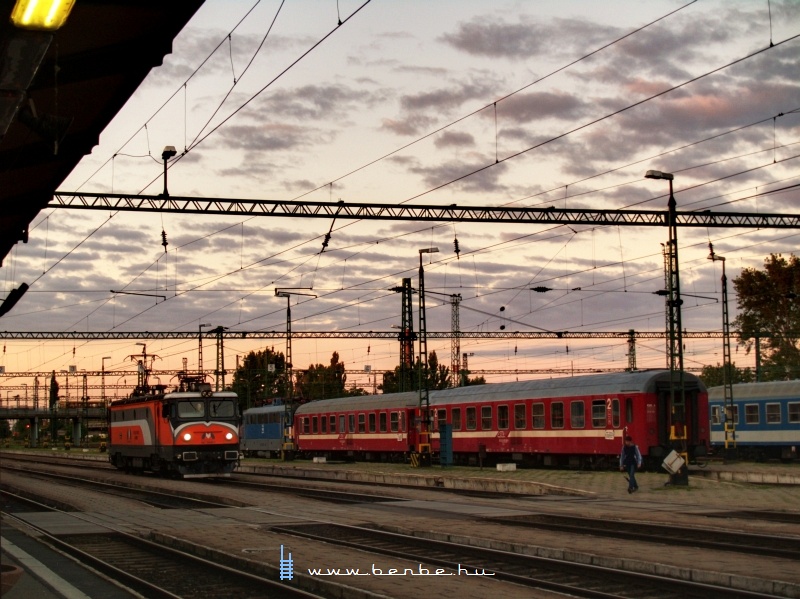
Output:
top-left (2, 0), bottom-right (799, 395)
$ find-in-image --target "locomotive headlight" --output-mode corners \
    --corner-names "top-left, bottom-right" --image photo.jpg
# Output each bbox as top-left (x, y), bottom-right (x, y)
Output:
top-left (225, 432), bottom-right (234, 440)
top-left (183, 433), bottom-right (192, 441)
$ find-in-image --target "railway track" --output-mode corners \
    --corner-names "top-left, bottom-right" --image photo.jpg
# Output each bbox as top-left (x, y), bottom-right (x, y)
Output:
top-left (272, 521), bottom-right (787, 599)
top-left (485, 513), bottom-right (800, 560)
top-left (1, 491), bottom-right (329, 599)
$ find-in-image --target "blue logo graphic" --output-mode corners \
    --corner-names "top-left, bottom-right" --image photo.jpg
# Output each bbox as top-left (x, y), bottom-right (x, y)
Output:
top-left (279, 544), bottom-right (294, 581)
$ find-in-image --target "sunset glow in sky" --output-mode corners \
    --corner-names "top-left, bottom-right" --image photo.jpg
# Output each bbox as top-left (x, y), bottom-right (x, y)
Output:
top-left (2, 0), bottom-right (799, 398)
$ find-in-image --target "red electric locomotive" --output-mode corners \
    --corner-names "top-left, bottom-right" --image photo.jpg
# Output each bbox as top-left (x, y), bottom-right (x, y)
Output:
top-left (108, 373), bottom-right (240, 478)
top-left (294, 370), bottom-right (708, 467)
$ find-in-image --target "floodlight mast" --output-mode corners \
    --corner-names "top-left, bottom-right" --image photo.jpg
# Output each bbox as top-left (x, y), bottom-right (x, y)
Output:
top-left (645, 170), bottom-right (689, 484)
top-left (415, 247), bottom-right (438, 467)
top-left (708, 243), bottom-right (736, 455)
top-left (274, 288), bottom-right (316, 460)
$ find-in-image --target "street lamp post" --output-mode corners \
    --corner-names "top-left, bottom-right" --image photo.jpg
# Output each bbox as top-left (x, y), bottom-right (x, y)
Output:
top-left (275, 288), bottom-right (316, 460)
top-left (708, 243), bottom-right (736, 456)
top-left (415, 247), bottom-right (439, 467)
top-left (645, 169), bottom-right (688, 484)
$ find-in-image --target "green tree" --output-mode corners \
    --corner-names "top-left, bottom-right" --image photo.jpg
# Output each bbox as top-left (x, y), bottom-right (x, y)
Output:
top-left (0, 419), bottom-right (10, 439)
top-left (295, 351), bottom-right (352, 400)
top-left (733, 253), bottom-right (800, 381)
top-left (230, 347), bottom-right (288, 410)
top-left (699, 362), bottom-right (754, 388)
top-left (379, 350), bottom-right (452, 393)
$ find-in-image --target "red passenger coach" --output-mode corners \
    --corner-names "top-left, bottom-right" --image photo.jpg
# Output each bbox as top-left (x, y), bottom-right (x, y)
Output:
top-left (108, 377), bottom-right (240, 478)
top-left (294, 370), bottom-right (708, 468)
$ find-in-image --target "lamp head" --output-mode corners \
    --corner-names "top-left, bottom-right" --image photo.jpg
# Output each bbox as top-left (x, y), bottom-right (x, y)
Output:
top-left (645, 169), bottom-right (674, 181)
top-left (162, 146), bottom-right (177, 160)
top-left (419, 247), bottom-right (439, 254)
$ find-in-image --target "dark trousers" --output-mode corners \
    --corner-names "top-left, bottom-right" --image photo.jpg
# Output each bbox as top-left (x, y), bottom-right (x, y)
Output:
top-left (626, 463), bottom-right (638, 490)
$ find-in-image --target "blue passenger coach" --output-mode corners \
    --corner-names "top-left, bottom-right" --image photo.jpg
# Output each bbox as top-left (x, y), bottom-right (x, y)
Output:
top-left (708, 380), bottom-right (799, 461)
top-left (240, 403), bottom-right (289, 457)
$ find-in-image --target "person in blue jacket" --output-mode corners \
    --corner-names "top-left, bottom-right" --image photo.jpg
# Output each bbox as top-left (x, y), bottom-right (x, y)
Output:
top-left (619, 435), bottom-right (643, 493)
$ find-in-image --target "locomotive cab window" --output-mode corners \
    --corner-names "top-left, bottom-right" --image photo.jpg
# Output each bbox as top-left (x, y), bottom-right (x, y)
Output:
top-left (789, 402), bottom-right (800, 423)
top-left (497, 405), bottom-right (509, 430)
top-left (514, 404), bottom-right (526, 429)
top-left (481, 406), bottom-right (493, 430)
top-left (766, 403), bottom-right (781, 424)
top-left (745, 404), bottom-right (759, 425)
top-left (210, 400), bottom-right (236, 417)
top-left (177, 400), bottom-right (205, 419)
top-left (551, 402), bottom-right (564, 429)
top-left (570, 401), bottom-right (584, 428)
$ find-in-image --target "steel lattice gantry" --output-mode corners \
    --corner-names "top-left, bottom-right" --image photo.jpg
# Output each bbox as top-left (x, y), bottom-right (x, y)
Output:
top-left (49, 192), bottom-right (800, 228)
top-left (0, 330), bottom-right (747, 340)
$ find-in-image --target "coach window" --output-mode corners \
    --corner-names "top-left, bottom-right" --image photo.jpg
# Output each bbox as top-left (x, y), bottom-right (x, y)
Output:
top-left (321, 416), bottom-right (327, 434)
top-left (452, 408), bottom-right (462, 430)
top-left (592, 400), bottom-right (606, 428)
top-left (766, 403), bottom-right (781, 424)
top-left (400, 411), bottom-right (406, 432)
top-left (302, 417), bottom-right (310, 434)
top-left (551, 402), bottom-right (564, 429)
top-left (729, 405), bottom-right (739, 424)
top-left (711, 405), bottom-right (722, 425)
top-left (437, 409), bottom-right (447, 430)
top-left (466, 406), bottom-right (477, 430)
top-left (379, 412), bottom-right (387, 432)
top-left (612, 399), bottom-right (620, 428)
top-left (745, 404), bottom-right (759, 425)
top-left (789, 403), bottom-right (800, 423)
top-left (369, 413), bottom-right (376, 433)
top-left (357, 413), bottom-right (365, 433)
top-left (514, 404), bottom-right (526, 429)
top-left (570, 401), bottom-right (584, 428)
top-left (390, 411), bottom-right (399, 432)
top-left (532, 403), bottom-right (545, 428)
top-left (348, 414), bottom-right (356, 433)
top-left (481, 406), bottom-right (493, 430)
top-left (625, 398), bottom-right (633, 423)
top-left (339, 414), bottom-right (345, 434)
top-left (312, 417), bottom-right (318, 434)
top-left (497, 405), bottom-right (509, 429)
